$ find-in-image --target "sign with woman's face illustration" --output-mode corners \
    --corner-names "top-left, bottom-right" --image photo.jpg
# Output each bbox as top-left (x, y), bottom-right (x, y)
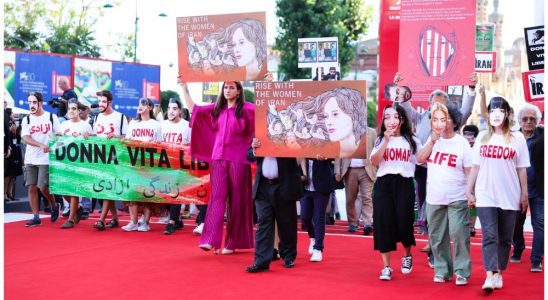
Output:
top-left (254, 80), bottom-right (367, 159)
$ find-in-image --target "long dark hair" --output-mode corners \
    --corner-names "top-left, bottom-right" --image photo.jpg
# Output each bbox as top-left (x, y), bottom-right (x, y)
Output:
top-left (212, 81), bottom-right (245, 118)
top-left (376, 104), bottom-right (417, 154)
top-left (481, 96), bottom-right (513, 144)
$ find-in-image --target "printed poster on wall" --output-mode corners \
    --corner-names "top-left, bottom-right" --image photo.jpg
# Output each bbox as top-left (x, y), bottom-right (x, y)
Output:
top-left (298, 37), bottom-right (339, 68)
top-left (255, 80), bottom-right (367, 159)
top-left (12, 52), bottom-right (72, 114)
top-left (176, 12), bottom-right (267, 82)
top-left (74, 57), bottom-right (112, 107)
top-left (111, 62), bottom-right (160, 115)
top-left (524, 25), bottom-right (544, 70)
top-left (522, 69), bottom-right (544, 102)
top-left (398, 0), bottom-right (476, 89)
top-left (4, 50), bottom-right (16, 106)
top-left (476, 23), bottom-right (495, 51)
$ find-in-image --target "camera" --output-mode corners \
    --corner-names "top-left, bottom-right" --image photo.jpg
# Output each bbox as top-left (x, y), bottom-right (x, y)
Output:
top-left (48, 97), bottom-right (63, 108)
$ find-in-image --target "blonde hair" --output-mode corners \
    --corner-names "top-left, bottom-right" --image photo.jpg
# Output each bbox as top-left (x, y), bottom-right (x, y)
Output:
top-left (430, 102), bottom-right (448, 125)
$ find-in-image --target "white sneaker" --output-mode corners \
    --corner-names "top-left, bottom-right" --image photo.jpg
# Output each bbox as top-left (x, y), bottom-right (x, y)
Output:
top-left (121, 222), bottom-right (139, 231)
top-left (379, 266), bottom-right (393, 281)
top-left (482, 277), bottom-right (494, 293)
top-left (308, 238), bottom-right (316, 254)
top-left (433, 275), bottom-right (445, 283)
top-left (158, 215), bottom-right (170, 224)
top-left (138, 215), bottom-right (145, 225)
top-left (221, 248), bottom-right (234, 255)
top-left (401, 255), bottom-right (413, 274)
top-left (193, 223), bottom-right (204, 235)
top-left (493, 273), bottom-right (503, 289)
top-left (138, 222), bottom-right (151, 232)
top-left (310, 249), bottom-right (322, 262)
top-left (456, 276), bottom-right (468, 286)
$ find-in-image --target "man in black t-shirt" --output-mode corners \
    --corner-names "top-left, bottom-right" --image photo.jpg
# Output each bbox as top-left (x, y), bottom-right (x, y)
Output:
top-left (57, 77), bottom-right (78, 119)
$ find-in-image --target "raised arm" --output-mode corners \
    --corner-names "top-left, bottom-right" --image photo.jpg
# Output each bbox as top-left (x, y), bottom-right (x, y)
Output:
top-left (478, 84), bottom-right (488, 122)
top-left (177, 76), bottom-right (196, 113)
top-left (460, 73), bottom-right (478, 127)
top-left (394, 73), bottom-right (419, 125)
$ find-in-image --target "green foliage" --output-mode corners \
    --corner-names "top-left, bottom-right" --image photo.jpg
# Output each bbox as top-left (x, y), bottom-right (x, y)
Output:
top-left (244, 89), bottom-right (255, 103)
top-left (367, 100), bottom-right (377, 128)
top-left (161, 90), bottom-right (181, 113)
top-left (4, 0), bottom-right (102, 57)
top-left (274, 0), bottom-right (373, 80)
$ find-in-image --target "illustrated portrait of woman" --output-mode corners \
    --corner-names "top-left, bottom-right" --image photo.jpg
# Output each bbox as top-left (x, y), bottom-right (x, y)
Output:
top-left (417, 23), bottom-right (457, 78)
top-left (187, 18), bottom-right (267, 80)
top-left (265, 87), bottom-right (367, 158)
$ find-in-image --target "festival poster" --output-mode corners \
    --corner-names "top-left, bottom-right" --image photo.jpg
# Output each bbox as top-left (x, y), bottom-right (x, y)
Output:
top-left (111, 62), bottom-right (160, 116)
top-left (12, 52), bottom-right (72, 114)
top-left (474, 51), bottom-right (496, 73)
top-left (4, 50), bottom-right (16, 106)
top-left (298, 37), bottom-right (339, 68)
top-left (522, 69), bottom-right (544, 102)
top-left (49, 136), bottom-right (211, 205)
top-left (176, 12), bottom-right (267, 82)
top-left (74, 58), bottom-right (112, 107)
top-left (398, 0), bottom-right (476, 89)
top-left (476, 23), bottom-right (495, 51)
top-left (524, 25), bottom-right (545, 70)
top-left (255, 80), bottom-right (367, 158)
top-left (202, 82), bottom-right (219, 103)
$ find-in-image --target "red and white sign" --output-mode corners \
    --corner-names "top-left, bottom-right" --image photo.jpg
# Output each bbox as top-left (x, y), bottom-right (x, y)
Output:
top-left (475, 51), bottom-right (496, 73)
top-left (522, 70), bottom-right (544, 102)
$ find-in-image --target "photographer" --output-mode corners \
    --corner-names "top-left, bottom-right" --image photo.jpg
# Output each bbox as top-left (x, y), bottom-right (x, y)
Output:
top-left (49, 77), bottom-right (77, 121)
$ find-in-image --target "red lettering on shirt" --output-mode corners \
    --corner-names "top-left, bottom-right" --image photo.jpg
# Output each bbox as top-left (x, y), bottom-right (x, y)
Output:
top-left (132, 128), bottom-right (154, 138)
top-left (479, 145), bottom-right (516, 160)
top-left (30, 123), bottom-right (51, 135)
top-left (163, 132), bottom-right (183, 144)
top-left (383, 148), bottom-right (411, 162)
top-left (428, 151), bottom-right (458, 168)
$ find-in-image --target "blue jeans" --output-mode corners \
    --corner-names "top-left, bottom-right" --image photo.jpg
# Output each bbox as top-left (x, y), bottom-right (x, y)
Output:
top-left (530, 197), bottom-right (544, 264)
top-left (80, 197), bottom-right (91, 212)
top-left (300, 191), bottom-right (330, 251)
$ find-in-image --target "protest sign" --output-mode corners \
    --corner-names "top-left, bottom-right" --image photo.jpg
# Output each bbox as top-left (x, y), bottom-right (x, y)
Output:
top-left (524, 25), bottom-right (544, 70)
top-left (476, 23), bottom-right (495, 51)
top-left (255, 80), bottom-right (367, 158)
top-left (475, 51), bottom-right (496, 73)
top-left (49, 136), bottom-right (210, 204)
top-left (176, 12), bottom-right (267, 82)
top-left (398, 0), bottom-right (476, 88)
top-left (297, 37), bottom-right (339, 68)
top-left (522, 69), bottom-right (544, 102)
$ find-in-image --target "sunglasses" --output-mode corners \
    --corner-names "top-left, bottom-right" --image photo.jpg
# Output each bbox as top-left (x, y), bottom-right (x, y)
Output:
top-left (521, 117), bottom-right (537, 123)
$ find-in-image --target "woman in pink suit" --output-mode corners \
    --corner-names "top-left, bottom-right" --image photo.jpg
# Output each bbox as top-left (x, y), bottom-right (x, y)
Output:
top-left (179, 79), bottom-right (255, 254)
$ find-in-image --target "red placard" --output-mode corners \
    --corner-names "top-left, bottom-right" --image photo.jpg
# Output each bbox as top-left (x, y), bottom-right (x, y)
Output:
top-left (398, 0), bottom-right (476, 88)
top-left (522, 69), bottom-right (545, 102)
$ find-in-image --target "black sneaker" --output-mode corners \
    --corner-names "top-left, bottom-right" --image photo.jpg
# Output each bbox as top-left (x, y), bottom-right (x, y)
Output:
top-left (51, 205), bottom-right (60, 222)
top-left (174, 220), bottom-right (184, 230)
top-left (363, 225), bottom-right (373, 236)
top-left (510, 252), bottom-right (522, 263)
top-left (531, 262), bottom-right (542, 272)
top-left (164, 223), bottom-right (176, 235)
top-left (81, 211), bottom-right (90, 220)
top-left (25, 219), bottom-right (42, 227)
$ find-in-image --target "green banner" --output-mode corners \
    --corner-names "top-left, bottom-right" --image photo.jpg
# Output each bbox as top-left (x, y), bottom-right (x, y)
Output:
top-left (49, 136), bottom-right (210, 204)
top-left (476, 23), bottom-right (495, 51)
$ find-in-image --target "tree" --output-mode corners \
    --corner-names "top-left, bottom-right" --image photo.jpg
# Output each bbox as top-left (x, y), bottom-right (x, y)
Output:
top-left (4, 0), bottom-right (102, 57)
top-left (367, 100), bottom-right (377, 128)
top-left (244, 89), bottom-right (255, 103)
top-left (274, 0), bottom-right (373, 80)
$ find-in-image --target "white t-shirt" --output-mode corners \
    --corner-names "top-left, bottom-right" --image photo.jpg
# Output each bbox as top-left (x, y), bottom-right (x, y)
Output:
top-left (60, 120), bottom-right (93, 137)
top-left (472, 131), bottom-right (530, 210)
top-left (426, 134), bottom-right (472, 205)
top-left (161, 119), bottom-right (190, 144)
top-left (93, 111), bottom-right (128, 137)
top-left (371, 136), bottom-right (422, 178)
top-left (126, 119), bottom-right (162, 142)
top-left (21, 112), bottom-right (61, 165)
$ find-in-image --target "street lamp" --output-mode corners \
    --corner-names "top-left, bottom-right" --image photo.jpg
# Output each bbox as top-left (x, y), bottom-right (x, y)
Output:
top-left (104, 1), bottom-right (167, 63)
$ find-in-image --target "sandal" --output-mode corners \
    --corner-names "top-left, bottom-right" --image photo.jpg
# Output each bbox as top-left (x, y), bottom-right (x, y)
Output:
top-left (105, 218), bottom-right (119, 228)
top-left (60, 220), bottom-right (75, 229)
top-left (93, 220), bottom-right (106, 230)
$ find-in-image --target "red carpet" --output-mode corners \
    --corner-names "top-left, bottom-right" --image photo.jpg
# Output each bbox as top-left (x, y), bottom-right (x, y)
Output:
top-left (5, 215), bottom-right (543, 300)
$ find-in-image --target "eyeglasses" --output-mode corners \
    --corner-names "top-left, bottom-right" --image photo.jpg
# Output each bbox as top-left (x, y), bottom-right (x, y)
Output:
top-left (521, 117), bottom-right (537, 123)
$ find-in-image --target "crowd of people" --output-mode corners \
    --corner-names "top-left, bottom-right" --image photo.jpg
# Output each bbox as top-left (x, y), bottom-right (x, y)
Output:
top-left (6, 68), bottom-right (543, 294)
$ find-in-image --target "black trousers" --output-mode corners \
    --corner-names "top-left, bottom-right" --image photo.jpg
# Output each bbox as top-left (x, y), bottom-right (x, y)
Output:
top-left (253, 177), bottom-right (298, 267)
top-left (169, 204), bottom-right (181, 222)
